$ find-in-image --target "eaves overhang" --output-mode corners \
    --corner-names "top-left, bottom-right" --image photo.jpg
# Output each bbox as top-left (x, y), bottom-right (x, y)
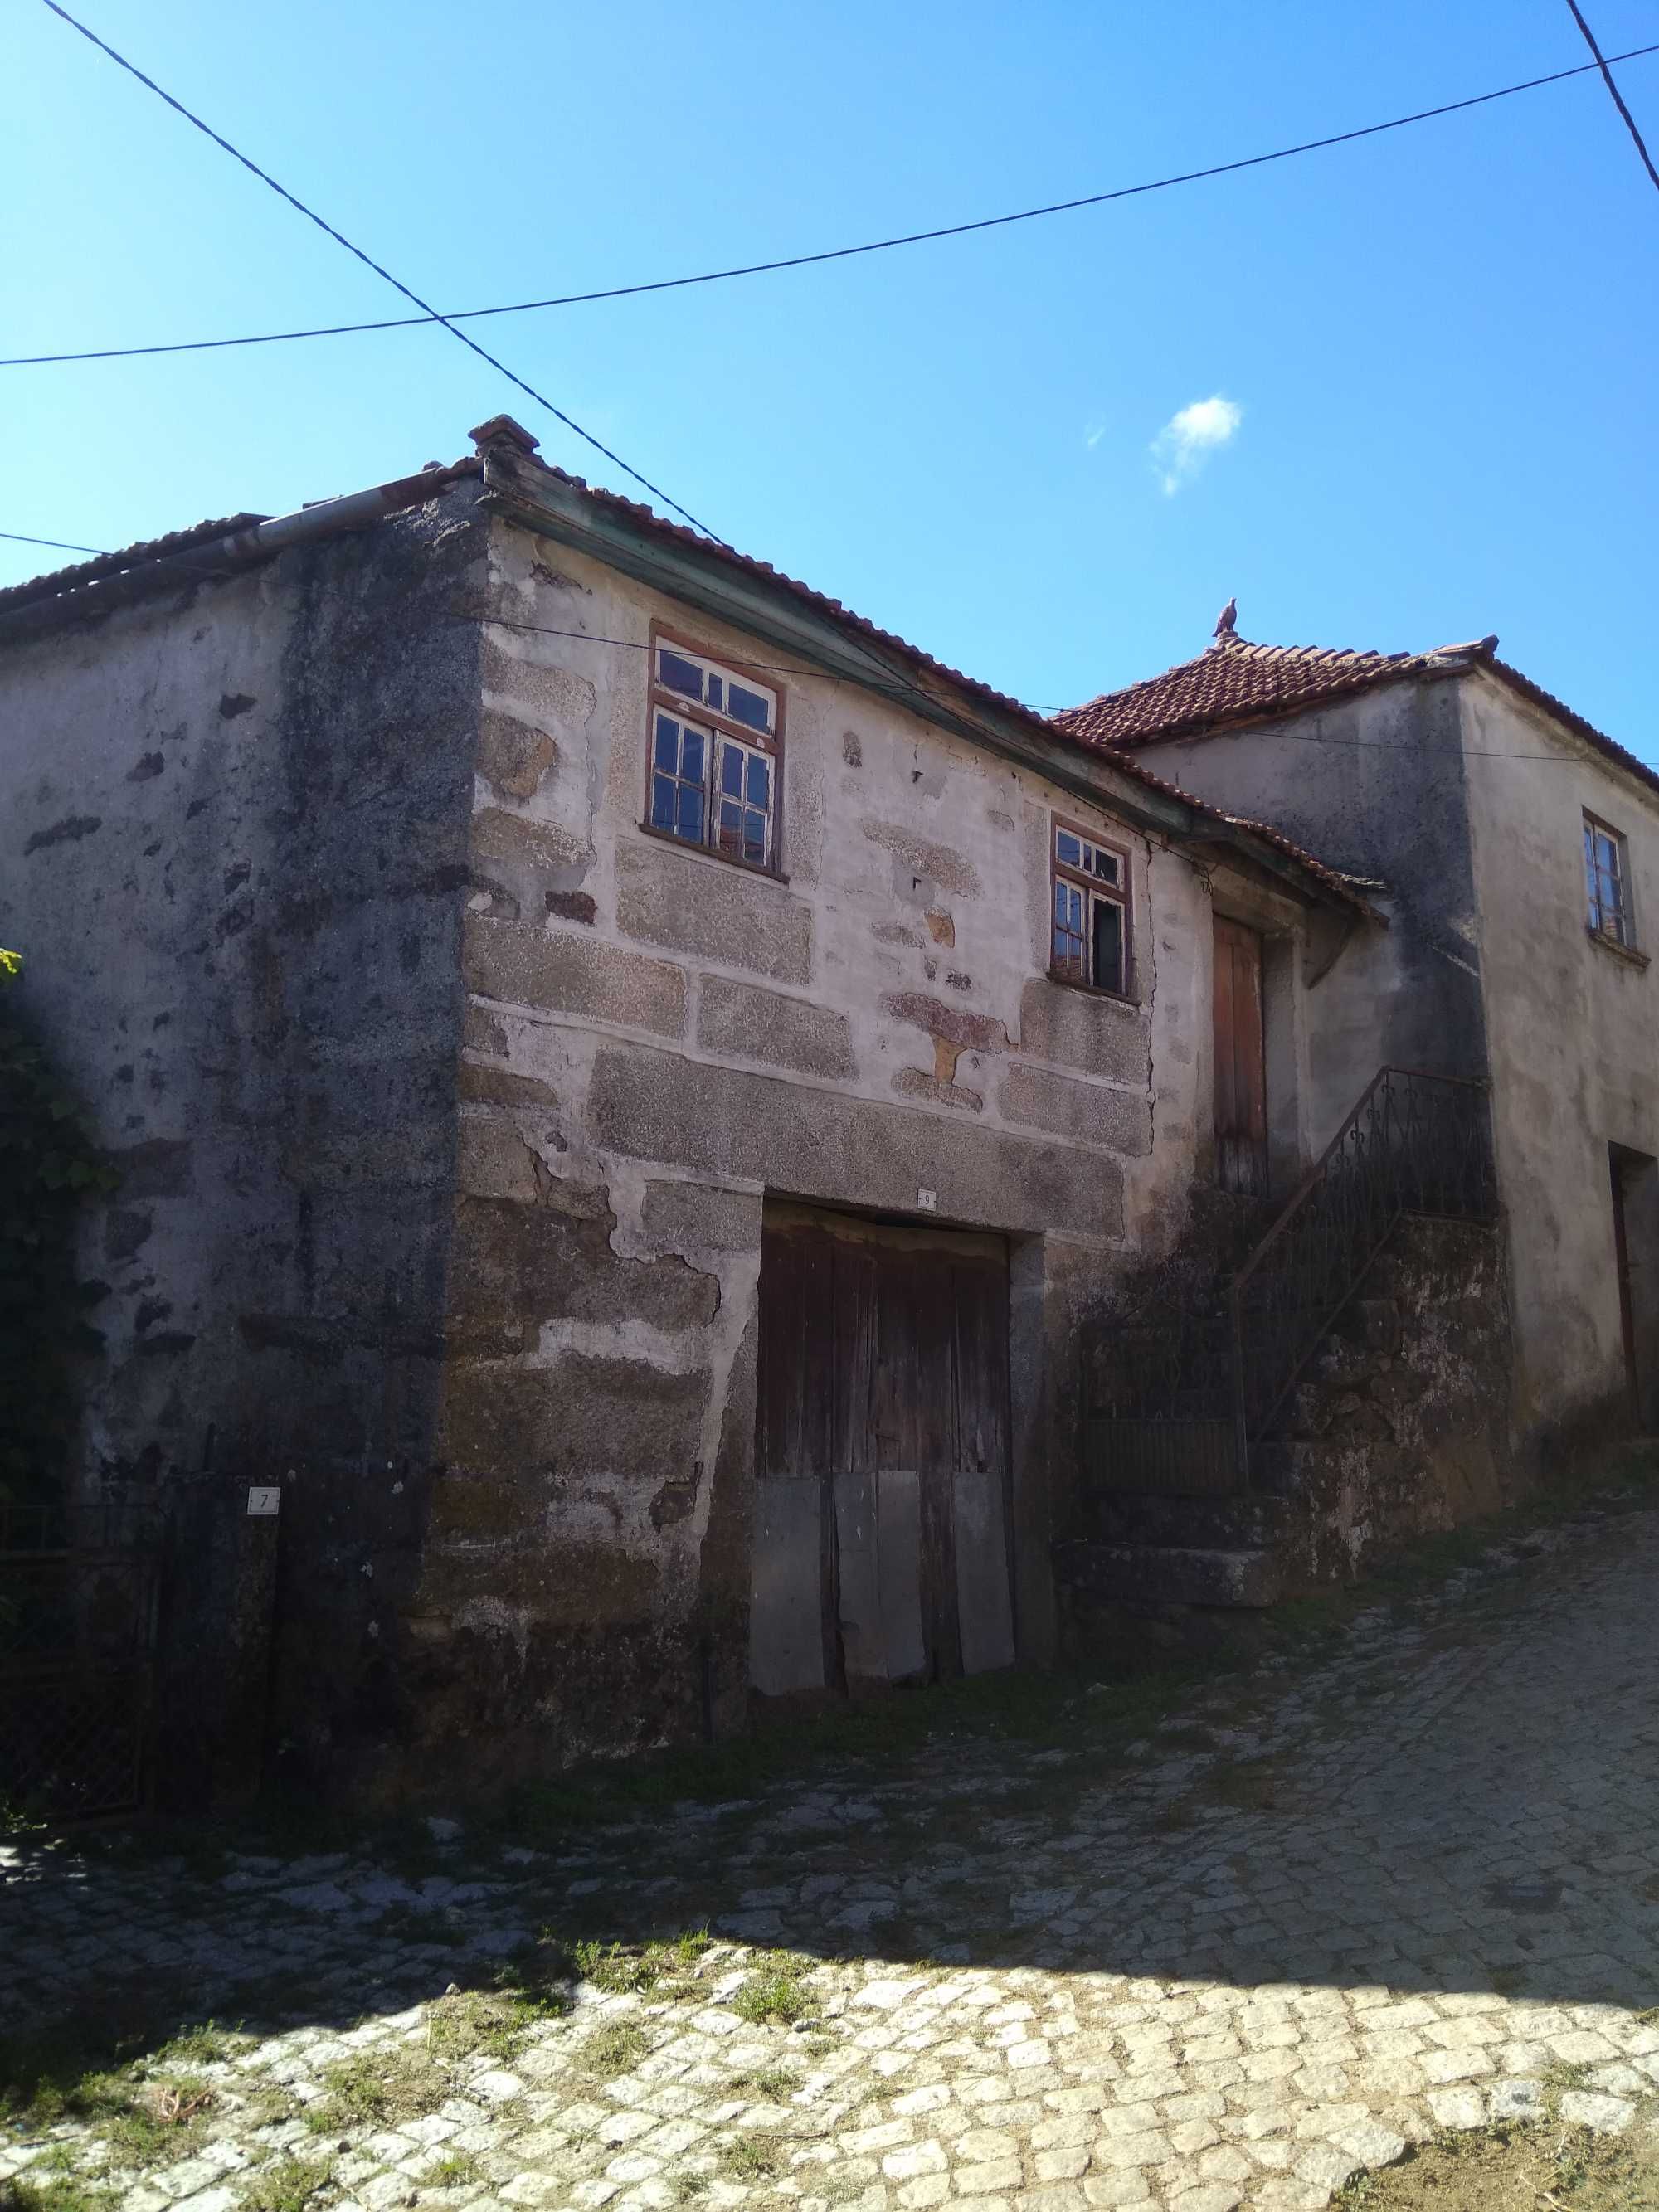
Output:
top-left (477, 445), bottom-right (1374, 920)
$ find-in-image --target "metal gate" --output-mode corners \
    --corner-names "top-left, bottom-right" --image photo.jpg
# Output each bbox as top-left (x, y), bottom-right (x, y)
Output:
top-left (0, 1499), bottom-right (159, 1820)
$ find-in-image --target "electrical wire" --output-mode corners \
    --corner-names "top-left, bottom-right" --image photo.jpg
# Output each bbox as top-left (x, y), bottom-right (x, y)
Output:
top-left (1564, 2), bottom-right (1659, 194)
top-left (36, 0), bottom-right (727, 542)
top-left (9, 39), bottom-right (1659, 372)
top-left (0, 529), bottom-right (109, 555)
top-left (454, 611), bottom-right (1656, 770)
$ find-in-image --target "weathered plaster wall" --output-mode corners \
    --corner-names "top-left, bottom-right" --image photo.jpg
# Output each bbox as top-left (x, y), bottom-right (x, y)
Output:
top-left (406, 513), bottom-right (1241, 1784)
top-left (0, 487), bottom-right (486, 1791)
top-left (1139, 678), bottom-right (1487, 1150)
top-left (1461, 673), bottom-right (1659, 1444)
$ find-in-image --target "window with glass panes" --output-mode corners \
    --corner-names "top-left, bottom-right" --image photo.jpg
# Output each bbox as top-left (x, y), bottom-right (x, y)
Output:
top-left (1584, 814), bottom-right (1633, 948)
top-left (646, 636), bottom-right (780, 869)
top-left (1050, 819), bottom-right (1130, 996)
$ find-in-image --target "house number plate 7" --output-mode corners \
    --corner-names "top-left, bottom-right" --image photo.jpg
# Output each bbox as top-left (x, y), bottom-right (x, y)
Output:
top-left (246, 1486), bottom-right (281, 1516)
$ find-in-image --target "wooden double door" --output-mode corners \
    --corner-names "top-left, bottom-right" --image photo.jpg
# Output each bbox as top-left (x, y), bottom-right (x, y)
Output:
top-left (1214, 915), bottom-right (1269, 1196)
top-left (750, 1203), bottom-right (1015, 1698)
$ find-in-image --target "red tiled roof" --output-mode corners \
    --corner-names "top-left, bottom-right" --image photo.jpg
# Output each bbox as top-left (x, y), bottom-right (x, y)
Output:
top-left (0, 513), bottom-right (270, 615)
top-left (1055, 630), bottom-right (1659, 805)
top-left (1053, 633), bottom-right (1467, 749)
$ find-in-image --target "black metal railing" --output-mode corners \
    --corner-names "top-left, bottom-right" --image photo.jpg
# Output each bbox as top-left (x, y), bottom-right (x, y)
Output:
top-left (1082, 1067), bottom-right (1496, 1496)
top-left (0, 1499), bottom-right (159, 1820)
top-left (1229, 1067), bottom-right (1496, 1457)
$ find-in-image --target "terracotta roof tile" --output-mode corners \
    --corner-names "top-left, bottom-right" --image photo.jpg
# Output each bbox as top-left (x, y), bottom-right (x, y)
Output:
top-left (1053, 629), bottom-right (1659, 809)
top-left (0, 513), bottom-right (270, 615)
top-left (1053, 633), bottom-right (1454, 748)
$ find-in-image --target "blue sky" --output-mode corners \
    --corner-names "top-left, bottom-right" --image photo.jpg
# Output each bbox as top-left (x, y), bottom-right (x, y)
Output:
top-left (7, 2), bottom-right (1658, 751)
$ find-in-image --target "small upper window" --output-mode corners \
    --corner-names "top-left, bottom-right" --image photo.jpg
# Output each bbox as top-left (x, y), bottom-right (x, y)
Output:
top-left (646, 636), bottom-right (781, 870)
top-left (1584, 813), bottom-right (1633, 949)
top-left (1051, 816), bottom-right (1131, 997)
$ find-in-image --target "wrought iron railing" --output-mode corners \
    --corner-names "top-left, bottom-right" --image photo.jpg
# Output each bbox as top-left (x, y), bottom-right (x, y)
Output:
top-left (0, 1499), bottom-right (159, 1820)
top-left (1082, 1067), bottom-right (1496, 1495)
top-left (1228, 1067), bottom-right (1496, 1458)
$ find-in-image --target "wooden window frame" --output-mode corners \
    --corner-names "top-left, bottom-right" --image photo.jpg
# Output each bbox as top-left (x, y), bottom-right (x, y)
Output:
top-left (1584, 810), bottom-right (1636, 951)
top-left (641, 622), bottom-right (786, 879)
top-left (1048, 812), bottom-right (1134, 1001)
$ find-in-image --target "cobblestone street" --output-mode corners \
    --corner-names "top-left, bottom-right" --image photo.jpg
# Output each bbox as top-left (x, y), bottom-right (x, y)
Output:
top-left (6, 1496), bottom-right (1659, 2212)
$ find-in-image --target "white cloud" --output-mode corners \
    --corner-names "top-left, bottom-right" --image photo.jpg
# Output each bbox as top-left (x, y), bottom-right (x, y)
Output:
top-left (1151, 394), bottom-right (1243, 495)
top-left (1084, 418), bottom-right (1107, 450)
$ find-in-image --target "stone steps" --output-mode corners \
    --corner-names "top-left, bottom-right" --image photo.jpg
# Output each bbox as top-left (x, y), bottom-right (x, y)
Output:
top-left (1053, 1537), bottom-right (1282, 1609)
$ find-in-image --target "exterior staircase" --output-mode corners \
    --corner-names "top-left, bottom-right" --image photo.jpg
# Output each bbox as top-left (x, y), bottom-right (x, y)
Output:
top-left (1059, 1067), bottom-right (1498, 1613)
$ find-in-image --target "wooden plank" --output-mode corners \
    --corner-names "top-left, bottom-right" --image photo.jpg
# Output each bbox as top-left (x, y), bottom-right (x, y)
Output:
top-left (915, 1253), bottom-right (961, 1681)
top-left (875, 1467), bottom-right (927, 1682)
top-left (749, 1478), bottom-right (825, 1694)
top-left (756, 1226), bottom-right (805, 1478)
top-left (832, 1239), bottom-right (879, 1479)
top-left (799, 1225), bottom-right (835, 1480)
top-left (952, 1461), bottom-right (1016, 1675)
top-left (832, 1466), bottom-right (884, 1685)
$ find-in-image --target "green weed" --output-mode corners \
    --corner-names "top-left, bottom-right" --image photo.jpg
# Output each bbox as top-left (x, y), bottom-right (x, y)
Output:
top-left (732, 1954), bottom-right (811, 2027)
top-left (239, 2156), bottom-right (333, 2212)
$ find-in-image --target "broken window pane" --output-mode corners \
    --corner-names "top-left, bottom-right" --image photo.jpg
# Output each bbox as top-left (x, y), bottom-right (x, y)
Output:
top-left (1092, 897), bottom-right (1125, 994)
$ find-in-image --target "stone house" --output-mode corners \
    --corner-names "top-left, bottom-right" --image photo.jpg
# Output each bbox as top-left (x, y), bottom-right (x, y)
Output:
top-left (1058, 623), bottom-right (1659, 1461)
top-left (0, 419), bottom-right (1392, 1796)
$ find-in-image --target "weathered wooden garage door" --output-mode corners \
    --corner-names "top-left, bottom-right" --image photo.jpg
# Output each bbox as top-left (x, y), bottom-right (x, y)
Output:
top-left (1214, 915), bottom-right (1269, 1197)
top-left (750, 1203), bottom-right (1015, 1697)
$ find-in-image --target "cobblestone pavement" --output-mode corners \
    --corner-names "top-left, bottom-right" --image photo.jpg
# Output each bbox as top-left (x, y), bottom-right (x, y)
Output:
top-left (6, 1500), bottom-right (1659, 2212)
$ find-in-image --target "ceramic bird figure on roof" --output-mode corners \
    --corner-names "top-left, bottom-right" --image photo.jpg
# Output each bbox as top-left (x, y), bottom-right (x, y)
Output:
top-left (1214, 596), bottom-right (1238, 639)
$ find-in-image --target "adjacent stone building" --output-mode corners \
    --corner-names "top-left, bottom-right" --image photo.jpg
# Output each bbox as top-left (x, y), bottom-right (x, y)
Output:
top-left (0, 421), bottom-right (1374, 1796)
top-left (1059, 624), bottom-right (1659, 1456)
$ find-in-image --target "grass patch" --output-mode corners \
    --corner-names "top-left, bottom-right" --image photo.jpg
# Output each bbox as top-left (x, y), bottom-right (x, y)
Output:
top-left (1332, 2107), bottom-right (1658, 2210)
top-left (578, 2022), bottom-right (650, 2077)
top-left (568, 1929), bottom-right (712, 1998)
top-left (721, 2135), bottom-right (781, 2180)
top-left (728, 2064), bottom-right (797, 2101)
top-left (148, 2021), bottom-right (251, 2070)
top-left (0, 2177), bottom-right (109, 2212)
top-left (731, 1953), bottom-right (812, 2027)
top-left (427, 2152), bottom-right (483, 2190)
top-left (239, 2156), bottom-right (333, 2212)
top-left (303, 2049), bottom-right (447, 2135)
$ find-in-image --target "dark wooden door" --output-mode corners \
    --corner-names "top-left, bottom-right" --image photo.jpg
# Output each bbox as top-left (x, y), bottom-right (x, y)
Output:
top-left (750, 1205), bottom-right (1014, 1697)
top-left (1214, 916), bottom-right (1268, 1196)
top-left (1611, 1151), bottom-right (1640, 1420)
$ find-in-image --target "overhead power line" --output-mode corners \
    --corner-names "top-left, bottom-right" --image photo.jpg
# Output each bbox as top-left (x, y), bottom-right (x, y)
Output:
top-left (0, 529), bottom-right (109, 555)
top-left (8, 38), bottom-right (1659, 373)
top-left (1564, 2), bottom-right (1659, 194)
top-left (37, 0), bottom-right (727, 542)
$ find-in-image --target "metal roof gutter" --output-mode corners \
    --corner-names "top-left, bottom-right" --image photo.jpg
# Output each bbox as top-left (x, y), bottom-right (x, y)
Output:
top-left (0, 460), bottom-right (482, 649)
